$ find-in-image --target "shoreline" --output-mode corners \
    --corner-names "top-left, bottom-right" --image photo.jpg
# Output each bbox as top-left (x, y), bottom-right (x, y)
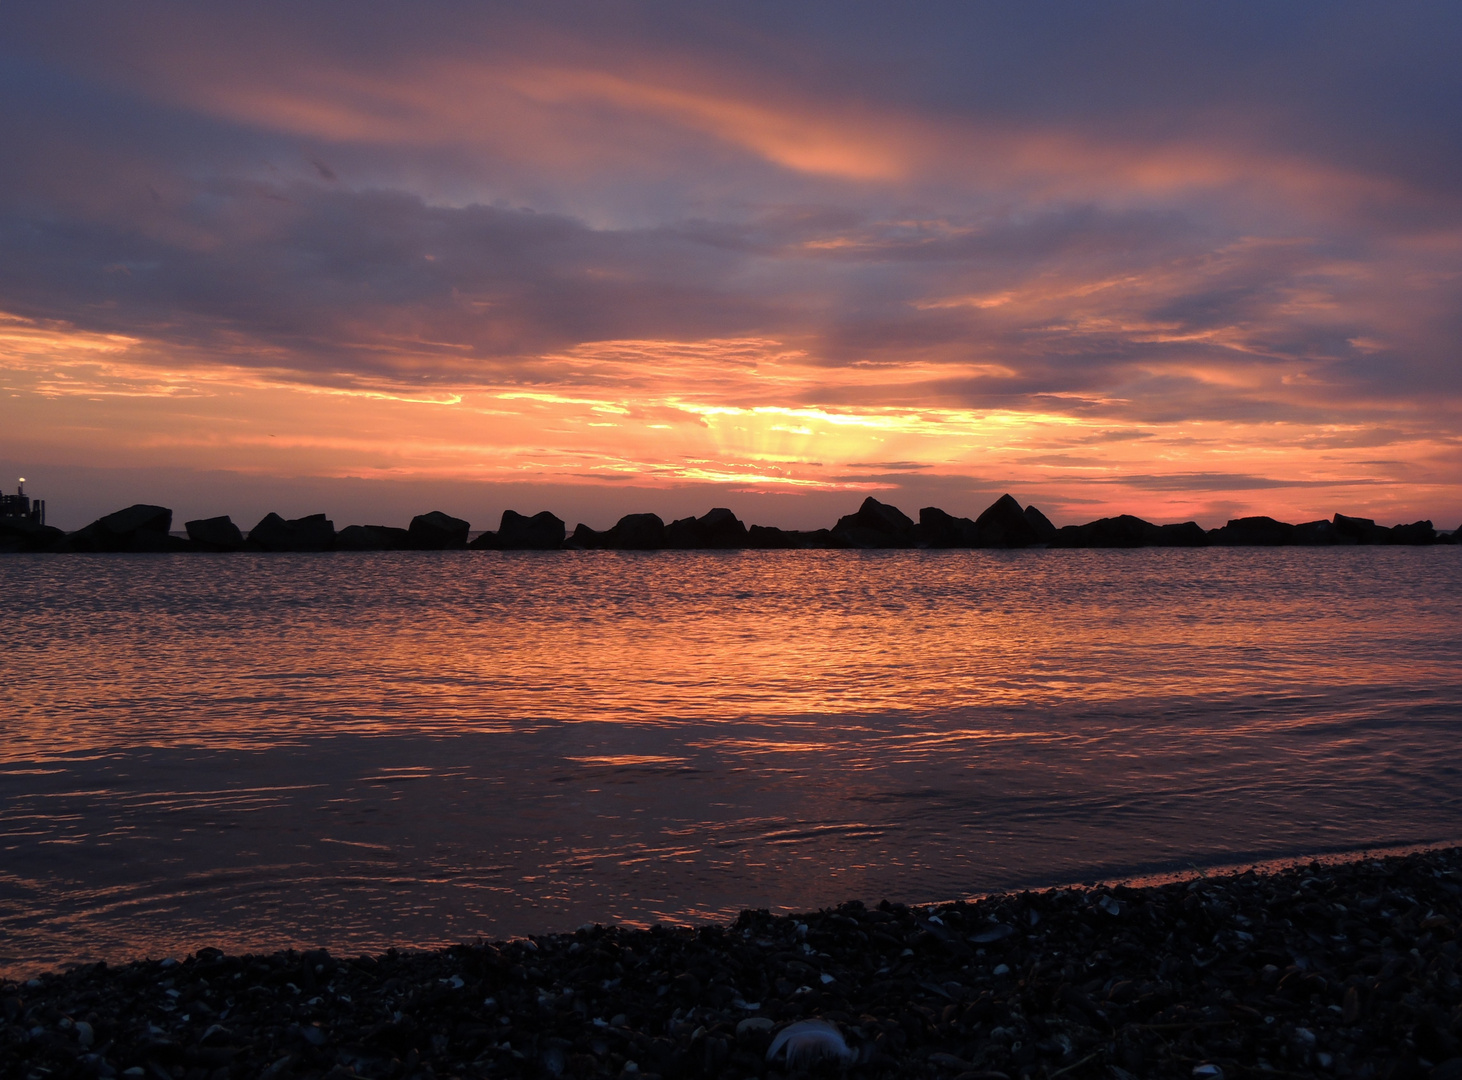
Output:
top-left (6, 838), bottom-right (1457, 985)
top-left (6, 848), bottom-right (1460, 1079)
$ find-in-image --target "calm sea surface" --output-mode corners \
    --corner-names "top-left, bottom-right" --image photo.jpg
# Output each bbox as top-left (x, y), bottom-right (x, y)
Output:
top-left (2, 548), bottom-right (1460, 976)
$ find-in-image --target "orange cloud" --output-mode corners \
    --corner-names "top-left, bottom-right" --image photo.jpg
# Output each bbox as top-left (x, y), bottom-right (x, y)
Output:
top-left (5, 313), bottom-right (1458, 527)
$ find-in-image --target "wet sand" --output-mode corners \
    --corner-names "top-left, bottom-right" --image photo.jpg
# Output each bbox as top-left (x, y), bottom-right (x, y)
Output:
top-left (5, 847), bottom-right (1461, 1079)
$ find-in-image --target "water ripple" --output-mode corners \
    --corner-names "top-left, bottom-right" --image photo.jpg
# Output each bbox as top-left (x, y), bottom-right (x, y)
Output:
top-left (0, 548), bottom-right (1459, 974)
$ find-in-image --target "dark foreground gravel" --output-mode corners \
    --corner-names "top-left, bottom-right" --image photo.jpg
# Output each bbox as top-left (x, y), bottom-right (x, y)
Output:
top-left (6, 848), bottom-right (1462, 1080)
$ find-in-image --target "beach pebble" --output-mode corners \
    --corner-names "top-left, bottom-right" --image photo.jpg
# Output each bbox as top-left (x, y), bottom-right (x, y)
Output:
top-left (766, 1019), bottom-right (855, 1067)
top-left (971, 923), bottom-right (1015, 943)
top-left (2, 848), bottom-right (1460, 1080)
top-left (1342, 985), bottom-right (1362, 1021)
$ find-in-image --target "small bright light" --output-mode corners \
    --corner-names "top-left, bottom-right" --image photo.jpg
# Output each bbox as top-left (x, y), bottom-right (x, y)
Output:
top-left (17, 478), bottom-right (24, 484)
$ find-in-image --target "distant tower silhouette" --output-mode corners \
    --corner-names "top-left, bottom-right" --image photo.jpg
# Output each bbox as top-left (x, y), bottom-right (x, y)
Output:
top-left (0, 478), bottom-right (45, 525)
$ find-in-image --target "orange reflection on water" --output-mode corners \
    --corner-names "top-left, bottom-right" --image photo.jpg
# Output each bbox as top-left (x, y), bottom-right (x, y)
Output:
top-left (4, 547), bottom-right (1458, 757)
top-left (1, 547), bottom-right (1460, 975)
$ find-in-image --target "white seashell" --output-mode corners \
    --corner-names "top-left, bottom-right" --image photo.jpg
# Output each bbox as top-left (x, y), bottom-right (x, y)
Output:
top-left (765, 1019), bottom-right (856, 1067)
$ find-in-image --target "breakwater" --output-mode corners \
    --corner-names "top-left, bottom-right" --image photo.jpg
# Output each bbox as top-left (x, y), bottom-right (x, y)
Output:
top-left (0, 493), bottom-right (1456, 553)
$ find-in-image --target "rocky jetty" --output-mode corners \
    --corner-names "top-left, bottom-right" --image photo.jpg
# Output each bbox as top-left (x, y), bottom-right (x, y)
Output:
top-left (971, 495), bottom-right (1042, 549)
top-left (185, 516), bottom-right (245, 552)
top-left (1392, 521), bottom-right (1440, 546)
top-left (833, 499), bottom-right (919, 548)
top-left (407, 512), bottom-right (470, 551)
top-left (1209, 517), bottom-right (1301, 547)
top-left (6, 496), bottom-right (1459, 553)
top-left (1023, 506), bottom-right (1058, 545)
top-left (919, 507), bottom-right (981, 549)
top-left (0, 517), bottom-right (64, 553)
top-left (1335, 515), bottom-right (1395, 545)
top-left (4, 847), bottom-right (1461, 1080)
top-left (1053, 516), bottom-right (1208, 549)
top-left (745, 526), bottom-right (840, 550)
top-left (62, 504), bottom-right (183, 553)
top-left (471, 511), bottom-right (568, 551)
top-left (1205, 515), bottom-right (1449, 548)
top-left (568, 514), bottom-right (667, 551)
top-left (335, 526), bottom-right (410, 552)
top-left (665, 509), bottom-right (749, 550)
top-left (247, 514), bottom-right (337, 553)
top-left (920, 499), bottom-right (1046, 549)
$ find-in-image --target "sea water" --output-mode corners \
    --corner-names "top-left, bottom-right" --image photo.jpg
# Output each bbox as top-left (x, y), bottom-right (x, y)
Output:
top-left (1, 547), bottom-right (1459, 975)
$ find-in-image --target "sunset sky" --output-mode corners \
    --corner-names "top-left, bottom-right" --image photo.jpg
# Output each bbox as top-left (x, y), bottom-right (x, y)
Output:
top-left (2, 2), bottom-right (1460, 530)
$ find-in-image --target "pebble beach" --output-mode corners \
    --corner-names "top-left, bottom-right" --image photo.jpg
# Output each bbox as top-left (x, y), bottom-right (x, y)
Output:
top-left (5, 847), bottom-right (1461, 1080)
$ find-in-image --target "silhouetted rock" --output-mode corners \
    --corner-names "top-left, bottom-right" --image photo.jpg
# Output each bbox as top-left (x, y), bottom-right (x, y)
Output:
top-left (335, 524), bottom-right (410, 551)
top-left (745, 525), bottom-right (841, 549)
top-left (918, 499), bottom-right (1059, 548)
top-left (494, 510), bottom-right (566, 550)
top-left (247, 512), bottom-right (336, 552)
top-left (1047, 516), bottom-right (1206, 548)
top-left (1155, 521), bottom-right (1209, 546)
top-left (185, 515), bottom-right (244, 552)
top-left (601, 513), bottom-right (666, 550)
top-left (564, 523), bottom-right (604, 549)
top-left (1208, 516), bottom-right (1296, 546)
top-left (1052, 514), bottom-right (1158, 548)
top-left (1333, 513), bottom-right (1391, 544)
top-left (665, 507), bottom-right (749, 549)
top-left (833, 497), bottom-right (916, 548)
top-left (1294, 519), bottom-right (1341, 545)
top-left (1050, 525), bottom-right (1082, 547)
top-left (64, 504), bottom-right (174, 552)
top-left (0, 518), bottom-right (64, 553)
top-left (1390, 519), bottom-right (1437, 545)
top-left (917, 506), bottom-right (979, 547)
top-left (407, 511), bottom-right (470, 550)
top-left (30, 497), bottom-right (1453, 556)
top-left (565, 516), bottom-right (668, 550)
top-left (1023, 504), bottom-right (1058, 544)
top-left (972, 494), bottom-right (1041, 547)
